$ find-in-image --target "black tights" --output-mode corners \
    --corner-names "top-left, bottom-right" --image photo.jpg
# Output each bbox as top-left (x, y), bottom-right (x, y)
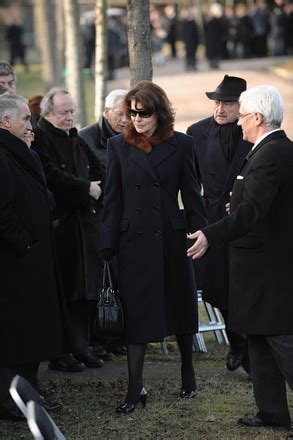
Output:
top-left (176, 334), bottom-right (196, 392)
top-left (125, 344), bottom-right (146, 404)
top-left (125, 334), bottom-right (196, 403)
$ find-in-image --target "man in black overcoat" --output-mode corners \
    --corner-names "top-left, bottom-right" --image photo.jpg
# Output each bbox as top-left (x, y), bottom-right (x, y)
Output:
top-left (188, 85), bottom-right (293, 430)
top-left (79, 89), bottom-right (129, 168)
top-left (187, 75), bottom-right (251, 372)
top-left (32, 88), bottom-right (105, 372)
top-left (79, 89), bottom-right (129, 357)
top-left (0, 94), bottom-right (69, 420)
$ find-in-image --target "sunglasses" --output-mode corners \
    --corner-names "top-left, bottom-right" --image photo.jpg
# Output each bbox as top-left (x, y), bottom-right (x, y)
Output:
top-left (128, 108), bottom-right (153, 118)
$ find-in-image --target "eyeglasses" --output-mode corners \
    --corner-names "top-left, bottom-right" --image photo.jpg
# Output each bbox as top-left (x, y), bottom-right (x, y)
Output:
top-left (128, 108), bottom-right (153, 118)
top-left (109, 109), bottom-right (126, 118)
top-left (238, 112), bottom-right (254, 120)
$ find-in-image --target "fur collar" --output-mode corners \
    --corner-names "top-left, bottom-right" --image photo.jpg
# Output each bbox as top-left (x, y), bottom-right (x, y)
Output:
top-left (124, 124), bottom-right (174, 153)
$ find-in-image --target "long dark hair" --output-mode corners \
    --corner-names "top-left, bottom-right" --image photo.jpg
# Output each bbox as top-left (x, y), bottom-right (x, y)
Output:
top-left (124, 80), bottom-right (175, 137)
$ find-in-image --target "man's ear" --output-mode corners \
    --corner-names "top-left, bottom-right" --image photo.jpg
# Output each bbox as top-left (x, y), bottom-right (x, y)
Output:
top-left (103, 107), bottom-right (109, 119)
top-left (2, 115), bottom-right (11, 128)
top-left (255, 112), bottom-right (263, 127)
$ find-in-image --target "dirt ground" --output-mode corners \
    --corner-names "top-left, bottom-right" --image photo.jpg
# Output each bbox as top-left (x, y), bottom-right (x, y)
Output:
top-left (1, 341), bottom-right (292, 439)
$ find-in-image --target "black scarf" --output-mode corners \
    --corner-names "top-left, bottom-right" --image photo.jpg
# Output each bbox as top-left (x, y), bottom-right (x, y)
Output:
top-left (99, 117), bottom-right (118, 149)
top-left (213, 119), bottom-right (241, 163)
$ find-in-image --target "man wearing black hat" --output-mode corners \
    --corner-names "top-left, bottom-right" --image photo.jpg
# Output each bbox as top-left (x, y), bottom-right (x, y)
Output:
top-left (187, 75), bottom-right (252, 372)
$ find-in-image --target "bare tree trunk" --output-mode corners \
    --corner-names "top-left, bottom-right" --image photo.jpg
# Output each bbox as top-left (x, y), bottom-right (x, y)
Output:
top-left (95, 0), bottom-right (107, 120)
top-left (55, 0), bottom-right (65, 86)
top-left (127, 0), bottom-right (152, 87)
top-left (63, 0), bottom-right (86, 127)
top-left (33, 0), bottom-right (57, 90)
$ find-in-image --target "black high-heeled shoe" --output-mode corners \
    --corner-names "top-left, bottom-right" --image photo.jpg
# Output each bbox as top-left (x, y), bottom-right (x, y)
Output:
top-left (115, 388), bottom-right (147, 414)
top-left (180, 389), bottom-right (197, 398)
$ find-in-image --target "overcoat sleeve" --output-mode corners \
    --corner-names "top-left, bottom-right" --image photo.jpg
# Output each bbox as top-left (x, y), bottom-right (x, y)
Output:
top-left (0, 155), bottom-right (32, 256)
top-left (180, 136), bottom-right (207, 232)
top-left (100, 137), bottom-right (122, 253)
top-left (203, 146), bottom-right (281, 246)
top-left (33, 130), bottom-right (91, 209)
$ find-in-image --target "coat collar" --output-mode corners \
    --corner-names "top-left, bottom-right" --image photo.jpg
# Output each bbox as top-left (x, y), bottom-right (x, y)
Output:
top-left (0, 128), bottom-right (46, 190)
top-left (124, 131), bottom-right (177, 180)
top-left (38, 117), bottom-right (78, 138)
top-left (246, 130), bottom-right (286, 160)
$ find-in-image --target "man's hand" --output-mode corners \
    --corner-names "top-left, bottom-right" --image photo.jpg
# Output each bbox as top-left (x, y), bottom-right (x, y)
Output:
top-left (225, 202), bottom-right (230, 215)
top-left (89, 181), bottom-right (102, 200)
top-left (187, 230), bottom-right (209, 259)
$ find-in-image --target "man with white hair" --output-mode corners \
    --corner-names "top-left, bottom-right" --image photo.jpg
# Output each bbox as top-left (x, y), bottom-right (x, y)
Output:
top-left (79, 89), bottom-right (129, 168)
top-left (79, 89), bottom-right (129, 357)
top-left (187, 85), bottom-right (293, 430)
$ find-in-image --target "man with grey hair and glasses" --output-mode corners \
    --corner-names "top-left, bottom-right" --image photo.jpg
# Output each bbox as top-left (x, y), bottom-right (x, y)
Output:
top-left (32, 87), bottom-right (105, 373)
top-left (79, 89), bottom-right (129, 168)
top-left (187, 85), bottom-right (293, 431)
top-left (79, 89), bottom-right (129, 357)
top-left (0, 94), bottom-right (68, 419)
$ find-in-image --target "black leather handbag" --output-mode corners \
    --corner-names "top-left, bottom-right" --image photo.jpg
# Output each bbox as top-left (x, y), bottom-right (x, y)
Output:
top-left (96, 261), bottom-right (124, 336)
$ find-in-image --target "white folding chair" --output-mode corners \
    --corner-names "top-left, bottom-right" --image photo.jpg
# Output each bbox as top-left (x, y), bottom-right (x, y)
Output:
top-left (27, 401), bottom-right (65, 440)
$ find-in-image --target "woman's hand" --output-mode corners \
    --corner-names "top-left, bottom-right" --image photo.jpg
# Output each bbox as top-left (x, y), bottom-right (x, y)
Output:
top-left (186, 231), bottom-right (209, 259)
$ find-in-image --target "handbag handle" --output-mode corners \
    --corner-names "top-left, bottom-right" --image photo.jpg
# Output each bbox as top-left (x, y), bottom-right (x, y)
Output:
top-left (102, 261), bottom-right (113, 289)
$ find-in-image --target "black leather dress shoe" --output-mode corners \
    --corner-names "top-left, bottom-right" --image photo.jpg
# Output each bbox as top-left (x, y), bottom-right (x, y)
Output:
top-left (180, 389), bottom-right (197, 398)
top-left (40, 397), bottom-right (63, 413)
top-left (35, 383), bottom-right (56, 398)
top-left (238, 414), bottom-right (290, 429)
top-left (91, 344), bottom-right (113, 361)
top-left (0, 407), bottom-right (26, 421)
top-left (226, 351), bottom-right (242, 371)
top-left (75, 352), bottom-right (104, 368)
top-left (48, 354), bottom-right (86, 372)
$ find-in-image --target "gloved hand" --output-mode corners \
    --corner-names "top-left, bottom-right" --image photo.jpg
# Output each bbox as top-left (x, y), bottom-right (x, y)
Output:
top-left (100, 248), bottom-right (115, 261)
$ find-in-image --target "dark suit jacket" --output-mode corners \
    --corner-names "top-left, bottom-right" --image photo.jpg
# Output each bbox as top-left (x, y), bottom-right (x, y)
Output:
top-left (187, 117), bottom-right (251, 308)
top-left (100, 131), bottom-right (207, 344)
top-left (203, 130), bottom-right (293, 335)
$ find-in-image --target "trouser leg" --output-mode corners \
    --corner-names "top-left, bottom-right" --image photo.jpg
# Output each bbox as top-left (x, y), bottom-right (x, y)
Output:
top-left (125, 344), bottom-right (146, 404)
top-left (68, 301), bottom-right (92, 355)
top-left (248, 334), bottom-right (291, 426)
top-left (267, 334), bottom-right (293, 390)
top-left (176, 334), bottom-right (196, 392)
top-left (221, 308), bottom-right (247, 353)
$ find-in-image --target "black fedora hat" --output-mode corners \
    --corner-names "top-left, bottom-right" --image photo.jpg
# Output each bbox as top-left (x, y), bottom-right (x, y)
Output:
top-left (206, 75), bottom-right (247, 101)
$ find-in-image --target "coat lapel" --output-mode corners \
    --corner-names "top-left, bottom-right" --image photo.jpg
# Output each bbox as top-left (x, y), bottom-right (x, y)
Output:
top-left (221, 138), bottom-right (252, 195)
top-left (127, 135), bottom-right (177, 180)
top-left (0, 129), bottom-right (46, 194)
top-left (240, 130), bottom-right (286, 173)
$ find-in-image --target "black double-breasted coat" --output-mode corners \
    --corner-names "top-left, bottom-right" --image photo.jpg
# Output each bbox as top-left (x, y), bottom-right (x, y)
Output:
top-left (0, 129), bottom-right (69, 366)
top-left (204, 130), bottom-right (293, 335)
top-left (100, 131), bottom-right (207, 344)
top-left (32, 118), bottom-right (104, 303)
top-left (187, 117), bottom-right (251, 309)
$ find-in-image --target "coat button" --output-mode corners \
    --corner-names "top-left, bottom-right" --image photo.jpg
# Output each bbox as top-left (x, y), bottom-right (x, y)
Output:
top-left (61, 163), bottom-right (66, 169)
top-left (135, 183), bottom-right (140, 189)
top-left (136, 208), bottom-right (142, 214)
top-left (209, 171), bottom-right (215, 176)
top-left (154, 206), bottom-right (160, 212)
top-left (154, 182), bottom-right (159, 188)
top-left (136, 231), bottom-right (143, 237)
top-left (155, 230), bottom-right (162, 237)
top-left (91, 208), bottom-right (96, 214)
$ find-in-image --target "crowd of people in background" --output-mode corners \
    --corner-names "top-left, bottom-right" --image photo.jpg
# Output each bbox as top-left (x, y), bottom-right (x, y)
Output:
top-left (3, 1), bottom-right (293, 78)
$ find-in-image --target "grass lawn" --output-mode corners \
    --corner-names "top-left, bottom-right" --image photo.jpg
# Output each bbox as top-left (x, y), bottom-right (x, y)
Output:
top-left (1, 340), bottom-right (292, 439)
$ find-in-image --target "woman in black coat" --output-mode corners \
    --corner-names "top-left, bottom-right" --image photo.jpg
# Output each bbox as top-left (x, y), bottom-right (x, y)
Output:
top-left (100, 81), bottom-right (207, 413)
